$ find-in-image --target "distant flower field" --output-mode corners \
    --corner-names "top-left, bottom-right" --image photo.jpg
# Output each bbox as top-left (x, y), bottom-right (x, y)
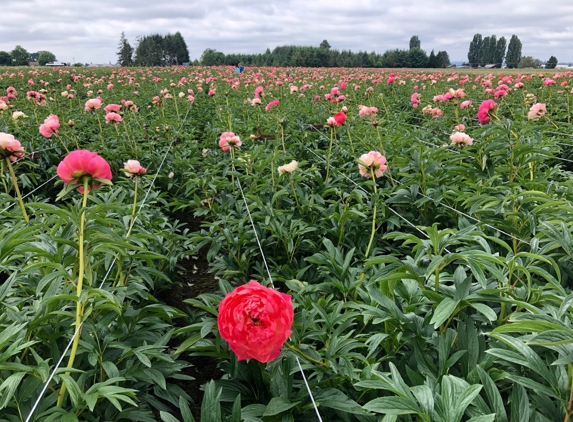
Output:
top-left (2, 65), bottom-right (573, 421)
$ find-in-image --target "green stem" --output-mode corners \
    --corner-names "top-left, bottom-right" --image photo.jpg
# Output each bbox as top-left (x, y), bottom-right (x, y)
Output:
top-left (57, 178), bottom-right (89, 407)
top-left (364, 171), bottom-right (378, 258)
top-left (6, 158), bottom-right (29, 223)
top-left (128, 176), bottom-right (138, 233)
top-left (375, 126), bottom-right (395, 187)
top-left (54, 133), bottom-right (70, 153)
top-left (284, 342), bottom-right (329, 367)
top-left (1, 160), bottom-right (9, 194)
top-left (123, 121), bottom-right (137, 158)
top-left (96, 113), bottom-right (105, 149)
top-left (289, 175), bottom-right (299, 208)
top-left (325, 127), bottom-right (334, 182)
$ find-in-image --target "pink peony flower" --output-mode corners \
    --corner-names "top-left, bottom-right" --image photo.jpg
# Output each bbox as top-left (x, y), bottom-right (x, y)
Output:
top-left (528, 103), bottom-right (547, 120)
top-left (358, 105), bottom-right (378, 118)
top-left (0, 132), bottom-right (25, 162)
top-left (460, 100), bottom-right (472, 109)
top-left (105, 112), bottom-right (122, 123)
top-left (358, 151), bottom-right (387, 178)
top-left (543, 78), bottom-right (555, 86)
top-left (57, 150), bottom-right (112, 193)
top-left (123, 159), bottom-right (147, 177)
top-left (477, 100), bottom-right (497, 124)
top-left (455, 124), bottom-right (466, 131)
top-left (85, 97), bottom-right (102, 111)
top-left (39, 114), bottom-right (60, 138)
top-left (411, 93), bottom-right (421, 108)
top-left (219, 132), bottom-right (242, 151)
top-left (265, 99), bottom-right (280, 111)
top-left (104, 103), bottom-right (121, 113)
top-left (450, 131), bottom-right (473, 146)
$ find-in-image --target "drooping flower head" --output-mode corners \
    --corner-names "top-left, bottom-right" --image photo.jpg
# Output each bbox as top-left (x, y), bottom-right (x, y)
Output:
top-left (450, 131), bottom-right (473, 146)
top-left (265, 99), bottom-right (280, 111)
top-left (358, 151), bottom-right (387, 178)
top-left (57, 150), bottom-right (112, 193)
top-left (528, 103), bottom-right (547, 120)
top-left (217, 280), bottom-right (294, 363)
top-left (477, 99), bottom-right (497, 124)
top-left (219, 132), bottom-right (242, 152)
top-left (39, 114), bottom-right (60, 138)
top-left (0, 132), bottom-right (25, 162)
top-left (123, 160), bottom-right (147, 177)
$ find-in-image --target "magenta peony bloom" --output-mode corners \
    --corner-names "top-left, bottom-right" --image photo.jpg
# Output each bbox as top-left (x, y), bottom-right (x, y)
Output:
top-left (265, 99), bottom-right (280, 111)
top-left (477, 100), bottom-right (497, 124)
top-left (57, 150), bottom-right (112, 193)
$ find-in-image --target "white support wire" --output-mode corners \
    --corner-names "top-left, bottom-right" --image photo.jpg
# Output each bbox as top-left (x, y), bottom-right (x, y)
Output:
top-left (1, 175), bottom-right (58, 214)
top-left (234, 175), bottom-right (322, 421)
top-left (24, 142), bottom-right (175, 422)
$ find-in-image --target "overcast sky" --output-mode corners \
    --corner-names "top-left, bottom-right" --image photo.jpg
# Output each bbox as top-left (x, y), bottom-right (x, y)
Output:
top-left (1, 0), bottom-right (572, 65)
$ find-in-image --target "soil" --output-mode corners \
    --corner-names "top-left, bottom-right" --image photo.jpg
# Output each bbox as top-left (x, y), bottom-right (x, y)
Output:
top-left (156, 211), bottom-right (225, 418)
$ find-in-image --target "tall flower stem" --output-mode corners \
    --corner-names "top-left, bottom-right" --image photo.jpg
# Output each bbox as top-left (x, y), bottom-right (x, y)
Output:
top-left (1, 160), bottom-right (9, 194)
top-left (57, 178), bottom-right (89, 407)
top-left (289, 175), bottom-right (300, 208)
top-left (325, 127), bottom-right (334, 182)
top-left (54, 133), bottom-right (70, 153)
top-left (364, 170), bottom-right (378, 258)
top-left (129, 176), bottom-right (139, 231)
top-left (346, 127), bottom-right (355, 154)
top-left (5, 158), bottom-right (29, 223)
top-left (173, 97), bottom-right (180, 120)
top-left (95, 113), bottom-right (105, 149)
top-left (123, 121), bottom-right (137, 158)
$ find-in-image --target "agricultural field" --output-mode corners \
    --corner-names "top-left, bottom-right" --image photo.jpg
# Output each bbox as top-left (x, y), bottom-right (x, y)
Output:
top-left (1, 65), bottom-right (573, 422)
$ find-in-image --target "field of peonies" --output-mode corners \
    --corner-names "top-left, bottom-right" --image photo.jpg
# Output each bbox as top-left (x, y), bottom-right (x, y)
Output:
top-left (2, 65), bottom-right (573, 421)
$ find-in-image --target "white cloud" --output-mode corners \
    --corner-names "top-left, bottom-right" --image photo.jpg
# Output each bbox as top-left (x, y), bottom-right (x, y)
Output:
top-left (0, 0), bottom-right (571, 64)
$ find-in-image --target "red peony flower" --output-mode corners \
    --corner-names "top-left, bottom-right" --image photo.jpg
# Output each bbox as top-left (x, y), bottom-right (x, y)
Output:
top-left (334, 111), bottom-right (346, 125)
top-left (217, 280), bottom-right (294, 363)
top-left (57, 150), bottom-right (112, 193)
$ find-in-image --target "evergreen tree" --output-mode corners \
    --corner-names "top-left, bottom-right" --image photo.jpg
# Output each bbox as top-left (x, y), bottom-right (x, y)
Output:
top-left (407, 47), bottom-right (428, 68)
top-left (478, 36), bottom-right (490, 66)
top-left (494, 36), bottom-right (506, 67)
top-left (409, 35), bottom-right (421, 50)
top-left (0, 51), bottom-right (12, 66)
top-left (436, 51), bottom-right (450, 68)
top-left (428, 50), bottom-right (437, 68)
top-left (134, 35), bottom-right (163, 66)
top-left (117, 32), bottom-right (134, 66)
top-left (38, 51), bottom-right (56, 66)
top-left (487, 35), bottom-right (497, 65)
top-left (11, 45), bottom-right (29, 66)
top-left (171, 32), bottom-right (189, 64)
top-left (467, 34), bottom-right (482, 67)
top-left (319, 40), bottom-right (331, 49)
top-left (506, 35), bottom-right (522, 69)
top-left (546, 56), bottom-right (558, 69)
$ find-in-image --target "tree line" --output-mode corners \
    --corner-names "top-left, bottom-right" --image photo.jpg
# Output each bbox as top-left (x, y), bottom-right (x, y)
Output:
top-left (466, 34), bottom-right (560, 69)
top-left (117, 32), bottom-right (190, 66)
top-left (0, 45), bottom-right (56, 66)
top-left (199, 38), bottom-right (450, 69)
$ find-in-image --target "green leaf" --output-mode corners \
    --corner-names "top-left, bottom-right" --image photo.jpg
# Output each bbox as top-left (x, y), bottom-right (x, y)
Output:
top-left (363, 397), bottom-right (423, 415)
top-left (263, 397), bottom-right (298, 416)
top-left (160, 411), bottom-right (180, 422)
top-left (476, 366), bottom-right (507, 422)
top-left (510, 384), bottom-right (529, 422)
top-left (201, 381), bottom-right (222, 422)
top-left (179, 396), bottom-right (196, 422)
top-left (430, 298), bottom-right (460, 328)
top-left (314, 388), bottom-right (370, 415)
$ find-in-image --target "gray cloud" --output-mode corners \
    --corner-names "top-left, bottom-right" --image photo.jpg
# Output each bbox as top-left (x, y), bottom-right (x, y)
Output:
top-left (0, 0), bottom-right (571, 64)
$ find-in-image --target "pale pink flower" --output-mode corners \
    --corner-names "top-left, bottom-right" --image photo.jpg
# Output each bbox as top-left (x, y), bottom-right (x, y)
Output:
top-left (123, 160), bottom-right (147, 177)
top-left (278, 160), bottom-right (298, 176)
top-left (455, 124), bottom-right (466, 131)
top-left (543, 78), bottom-right (555, 86)
top-left (358, 105), bottom-right (378, 118)
top-left (450, 131), bottom-right (473, 146)
top-left (0, 132), bottom-right (25, 161)
top-left (460, 100), bottom-right (472, 109)
top-left (85, 97), bottom-right (102, 111)
top-left (358, 151), bottom-right (387, 178)
top-left (411, 93), bottom-right (421, 108)
top-left (528, 103), bottom-right (547, 120)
